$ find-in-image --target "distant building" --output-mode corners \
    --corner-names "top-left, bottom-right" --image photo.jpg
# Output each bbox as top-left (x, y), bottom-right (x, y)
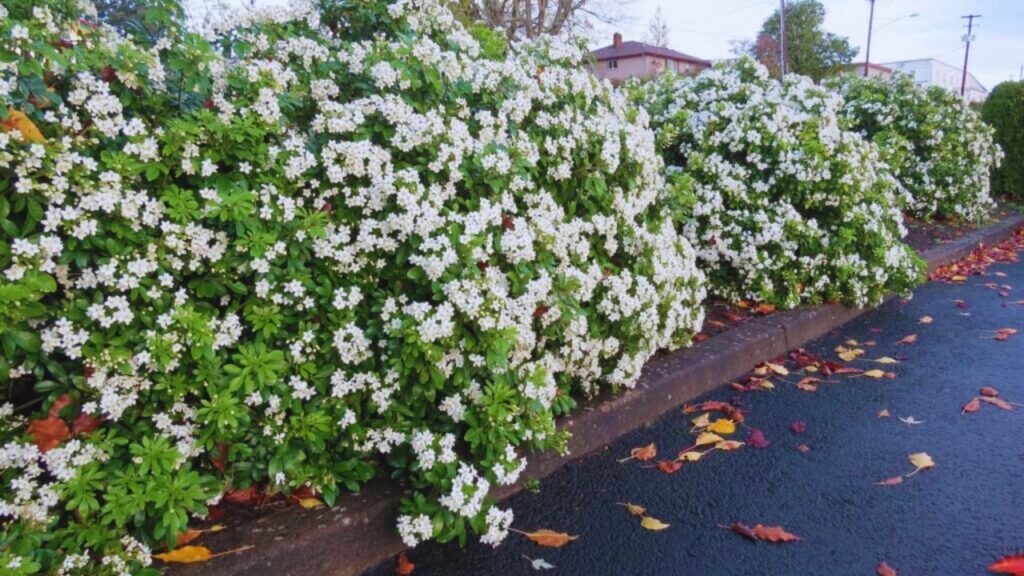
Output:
top-left (845, 62), bottom-right (894, 80)
top-left (590, 33), bottom-right (711, 83)
top-left (881, 58), bottom-right (988, 103)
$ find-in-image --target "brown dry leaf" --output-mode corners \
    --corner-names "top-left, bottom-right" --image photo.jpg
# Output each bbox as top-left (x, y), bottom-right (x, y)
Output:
top-left (618, 502), bottom-right (646, 517)
top-left (639, 516), bottom-right (671, 531)
top-left (796, 444), bottom-right (812, 453)
top-left (962, 397), bottom-right (981, 414)
top-left (155, 546), bottom-right (213, 564)
top-left (519, 529), bottom-right (578, 548)
top-left (897, 334), bottom-right (918, 345)
top-left (980, 396), bottom-right (1013, 410)
top-left (875, 476), bottom-right (904, 486)
top-left (994, 328), bottom-right (1018, 341)
top-left (877, 560), bottom-right (898, 576)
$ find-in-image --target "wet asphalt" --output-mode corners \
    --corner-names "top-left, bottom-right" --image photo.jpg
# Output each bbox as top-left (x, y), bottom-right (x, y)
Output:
top-left (364, 256), bottom-right (1024, 576)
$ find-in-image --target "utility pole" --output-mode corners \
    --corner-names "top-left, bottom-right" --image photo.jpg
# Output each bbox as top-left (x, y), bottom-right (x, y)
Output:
top-left (779, 0), bottom-right (787, 77)
top-left (960, 14), bottom-right (981, 97)
top-left (863, 0), bottom-right (876, 77)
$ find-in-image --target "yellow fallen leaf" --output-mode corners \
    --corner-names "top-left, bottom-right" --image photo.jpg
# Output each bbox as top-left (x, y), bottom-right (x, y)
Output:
top-left (837, 346), bottom-right (865, 362)
top-left (863, 369), bottom-right (886, 379)
top-left (617, 502), bottom-right (646, 517)
top-left (845, 339), bottom-right (859, 346)
top-left (298, 497), bottom-right (323, 509)
top-left (919, 316), bottom-right (933, 324)
top-left (707, 419), bottom-right (736, 435)
top-left (1, 108), bottom-right (45, 143)
top-left (765, 362), bottom-right (788, 376)
top-left (640, 516), bottom-right (671, 531)
top-left (155, 546), bottom-right (213, 564)
top-left (875, 357), bottom-right (899, 365)
top-left (951, 275), bottom-right (966, 282)
top-left (694, 432), bottom-right (724, 447)
top-left (805, 365), bottom-right (819, 373)
top-left (878, 409), bottom-right (890, 417)
top-left (677, 450), bottom-right (705, 462)
top-left (907, 452), bottom-right (934, 476)
top-left (690, 413), bottom-right (710, 428)
top-left (758, 381), bottom-right (776, 391)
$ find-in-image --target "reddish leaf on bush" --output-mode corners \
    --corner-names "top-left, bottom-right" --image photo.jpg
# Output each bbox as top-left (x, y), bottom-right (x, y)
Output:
top-left (27, 417), bottom-right (70, 453)
top-left (72, 412), bottom-right (102, 435)
top-left (224, 486), bottom-right (262, 505)
top-left (48, 394), bottom-right (74, 419)
top-left (746, 429), bottom-right (770, 449)
top-left (877, 560), bottom-right (898, 576)
top-left (990, 554), bottom-right (1024, 575)
top-left (211, 443), bottom-right (230, 472)
top-left (396, 552), bottom-right (415, 575)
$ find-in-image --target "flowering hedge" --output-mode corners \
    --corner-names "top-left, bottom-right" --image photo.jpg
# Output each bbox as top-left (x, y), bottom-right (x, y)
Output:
top-left (628, 58), bottom-right (924, 309)
top-left (0, 0), bottom-right (707, 573)
top-left (829, 73), bottom-right (1002, 222)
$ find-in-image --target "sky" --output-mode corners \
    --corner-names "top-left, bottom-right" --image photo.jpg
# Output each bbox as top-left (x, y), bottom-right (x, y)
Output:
top-left (591, 0), bottom-right (1024, 90)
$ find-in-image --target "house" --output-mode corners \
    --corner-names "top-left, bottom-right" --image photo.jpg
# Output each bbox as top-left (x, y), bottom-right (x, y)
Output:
top-left (590, 33), bottom-right (711, 83)
top-left (880, 58), bottom-right (988, 103)
top-left (845, 62), bottom-right (893, 80)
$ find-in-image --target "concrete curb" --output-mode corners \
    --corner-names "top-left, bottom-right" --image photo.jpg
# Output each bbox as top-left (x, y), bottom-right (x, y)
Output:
top-left (168, 214), bottom-right (1024, 576)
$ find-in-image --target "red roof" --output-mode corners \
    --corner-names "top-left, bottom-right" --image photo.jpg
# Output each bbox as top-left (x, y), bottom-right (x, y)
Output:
top-left (590, 41), bottom-right (710, 66)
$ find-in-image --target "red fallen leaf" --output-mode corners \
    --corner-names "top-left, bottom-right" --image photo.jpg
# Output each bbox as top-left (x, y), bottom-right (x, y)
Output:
top-left (831, 367), bottom-right (864, 375)
top-left (656, 460), bottom-right (682, 474)
top-left (27, 417), bottom-right (70, 453)
top-left (48, 394), bottom-right (74, 419)
top-left (396, 552), bottom-right (415, 575)
top-left (206, 505), bottom-right (227, 521)
top-left (796, 444), bottom-right (811, 453)
top-left (618, 443), bottom-right (657, 463)
top-left (72, 412), bottom-right (102, 435)
top-left (746, 429), bottom-right (770, 449)
top-left (981, 396), bottom-right (1014, 411)
top-left (789, 421), bottom-right (805, 434)
top-left (897, 334), bottom-right (917, 345)
top-left (869, 327), bottom-right (884, 333)
top-left (795, 377), bottom-right (819, 392)
top-left (224, 486), bottom-right (262, 505)
top-left (994, 328), bottom-right (1018, 341)
top-left (877, 560), bottom-right (898, 576)
top-left (956, 300), bottom-right (969, 309)
top-left (721, 310), bottom-right (745, 323)
top-left (728, 523), bottom-right (800, 543)
top-left (290, 485), bottom-right (318, 500)
top-left (962, 397), bottom-right (982, 414)
top-left (991, 554), bottom-right (1024, 575)
top-left (980, 387), bottom-right (1000, 398)
top-left (697, 400), bottom-right (746, 423)
top-left (875, 476), bottom-right (904, 486)
top-left (175, 529), bottom-right (203, 547)
top-left (693, 333), bottom-right (710, 342)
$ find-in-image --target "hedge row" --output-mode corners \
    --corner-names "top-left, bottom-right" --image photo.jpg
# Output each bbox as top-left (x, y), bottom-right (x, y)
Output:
top-left (0, 1), bottom-right (1002, 574)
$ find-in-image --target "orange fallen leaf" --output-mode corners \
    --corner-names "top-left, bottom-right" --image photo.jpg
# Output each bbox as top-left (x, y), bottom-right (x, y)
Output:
top-left (877, 560), bottom-right (898, 576)
top-left (875, 476), bottom-right (903, 486)
top-left (990, 553), bottom-right (1024, 575)
top-left (154, 544), bottom-right (253, 564)
top-left (896, 334), bottom-right (917, 345)
top-left (727, 523), bottom-right (800, 543)
top-left (981, 396), bottom-right (1013, 411)
top-left (617, 502), bottom-right (646, 517)
top-left (515, 529), bottom-right (578, 548)
top-left (396, 552), bottom-right (415, 575)
top-left (980, 387), bottom-right (1000, 397)
top-left (795, 377), bottom-right (820, 392)
top-left (715, 440), bottom-right (744, 451)
top-left (27, 416), bottom-right (70, 453)
top-left (878, 409), bottom-right (891, 417)
top-left (618, 443), bottom-right (657, 463)
top-left (656, 460), bottom-right (682, 474)
top-left (962, 398), bottom-right (981, 414)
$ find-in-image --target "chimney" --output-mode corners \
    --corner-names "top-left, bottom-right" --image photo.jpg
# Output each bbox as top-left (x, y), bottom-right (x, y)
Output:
top-left (613, 32), bottom-right (623, 48)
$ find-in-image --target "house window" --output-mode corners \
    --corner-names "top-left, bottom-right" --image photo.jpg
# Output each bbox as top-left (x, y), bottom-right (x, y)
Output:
top-left (608, 60), bottom-right (618, 69)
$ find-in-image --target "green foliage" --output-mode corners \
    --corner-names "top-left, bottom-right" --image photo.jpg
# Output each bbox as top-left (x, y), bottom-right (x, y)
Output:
top-left (982, 81), bottom-right (1024, 198)
top-left (746, 0), bottom-right (856, 80)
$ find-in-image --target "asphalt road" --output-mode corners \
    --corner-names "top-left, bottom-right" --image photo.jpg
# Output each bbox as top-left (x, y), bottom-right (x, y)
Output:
top-left (365, 256), bottom-right (1024, 576)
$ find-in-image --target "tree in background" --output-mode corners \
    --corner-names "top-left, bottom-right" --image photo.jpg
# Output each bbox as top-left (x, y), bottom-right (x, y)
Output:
top-left (645, 7), bottom-right (670, 48)
top-left (982, 81), bottom-right (1024, 199)
top-left (742, 0), bottom-right (856, 80)
top-left (92, 0), bottom-right (183, 38)
top-left (458, 0), bottom-right (628, 40)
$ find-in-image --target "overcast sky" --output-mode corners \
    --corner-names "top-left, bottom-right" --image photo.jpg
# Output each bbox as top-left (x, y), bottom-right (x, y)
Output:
top-left (593, 0), bottom-right (1024, 90)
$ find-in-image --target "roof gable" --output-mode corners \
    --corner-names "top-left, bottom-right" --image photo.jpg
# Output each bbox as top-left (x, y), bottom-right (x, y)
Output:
top-left (591, 40), bottom-right (710, 65)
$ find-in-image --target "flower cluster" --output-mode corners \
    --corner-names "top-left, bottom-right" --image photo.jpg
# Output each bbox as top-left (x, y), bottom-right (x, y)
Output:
top-left (0, 0), bottom-right (704, 572)
top-left (628, 58), bottom-right (925, 308)
top-left (828, 72), bottom-right (1003, 222)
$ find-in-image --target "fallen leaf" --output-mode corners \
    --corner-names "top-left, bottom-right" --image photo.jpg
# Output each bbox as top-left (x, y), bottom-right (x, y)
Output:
top-left (656, 460), bottom-right (682, 474)
top-left (695, 432), bottom-right (725, 447)
top-left (789, 421), bottom-right (805, 434)
top-left (519, 529), bottom-right (578, 548)
top-left (919, 316), bottom-right (933, 324)
top-left (994, 328), bottom-right (1018, 341)
top-left (795, 377), bottom-right (820, 392)
top-left (875, 357), bottom-right (900, 365)
top-left (962, 397), bottom-right (981, 414)
top-left (728, 523), bottom-right (800, 543)
top-left (897, 334), bottom-right (918, 345)
top-left (981, 396), bottom-right (1014, 410)
top-left (907, 452), bottom-right (935, 476)
top-left (715, 440), bottom-right (744, 451)
top-left (863, 369), bottom-right (887, 379)
top-left (877, 560), bottom-right (898, 576)
top-left (619, 443), bottom-right (657, 463)
top-left (640, 516), bottom-right (671, 531)
top-left (678, 450), bottom-right (706, 462)
top-left (27, 417), bottom-right (70, 453)
top-left (297, 497), bottom-right (324, 509)
top-left (175, 529), bottom-right (203, 547)
top-left (796, 444), bottom-right (811, 453)
top-left (618, 502), bottom-right (646, 517)
top-left (878, 409), bottom-right (891, 417)
top-left (898, 416), bottom-right (924, 426)
top-left (754, 303), bottom-right (776, 315)
top-left (396, 552), bottom-right (415, 575)
top-left (990, 554), bottom-right (1024, 575)
top-left (875, 476), bottom-right (904, 486)
top-left (526, 557), bottom-right (555, 571)
top-left (224, 486), bottom-right (263, 505)
top-left (707, 419), bottom-right (736, 435)
top-left (155, 546), bottom-right (213, 564)
top-left (1, 108), bottom-right (46, 143)
top-left (746, 429), bottom-right (770, 449)
top-left (765, 362), bottom-right (789, 376)
top-left (690, 413), bottom-right (710, 428)
top-left (980, 387), bottom-right (1000, 397)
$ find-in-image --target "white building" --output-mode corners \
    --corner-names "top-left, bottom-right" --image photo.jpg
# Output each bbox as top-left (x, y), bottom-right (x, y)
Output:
top-left (881, 58), bottom-right (988, 103)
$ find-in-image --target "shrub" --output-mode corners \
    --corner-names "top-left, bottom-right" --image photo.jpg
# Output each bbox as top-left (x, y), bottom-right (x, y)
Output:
top-left (0, 0), bottom-right (706, 572)
top-left (627, 58), bottom-right (924, 309)
top-left (982, 81), bottom-right (1024, 199)
top-left (829, 72), bottom-right (1002, 221)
